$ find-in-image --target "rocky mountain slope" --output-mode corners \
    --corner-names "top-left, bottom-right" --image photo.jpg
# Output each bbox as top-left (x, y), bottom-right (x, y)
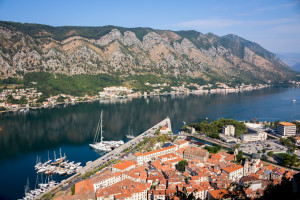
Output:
top-left (0, 21), bottom-right (297, 83)
top-left (276, 52), bottom-right (300, 72)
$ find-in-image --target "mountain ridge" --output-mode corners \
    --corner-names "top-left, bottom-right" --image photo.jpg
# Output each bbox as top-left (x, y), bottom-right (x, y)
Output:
top-left (0, 20), bottom-right (298, 84)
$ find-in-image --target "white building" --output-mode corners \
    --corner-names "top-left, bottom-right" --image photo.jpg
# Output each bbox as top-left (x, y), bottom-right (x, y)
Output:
top-left (92, 171), bottom-right (122, 190)
top-left (241, 132), bottom-right (267, 142)
top-left (222, 164), bottom-right (244, 182)
top-left (134, 145), bottom-right (178, 165)
top-left (220, 134), bottom-right (239, 143)
top-left (278, 122), bottom-right (296, 137)
top-left (111, 160), bottom-right (137, 173)
top-left (222, 125), bottom-right (235, 136)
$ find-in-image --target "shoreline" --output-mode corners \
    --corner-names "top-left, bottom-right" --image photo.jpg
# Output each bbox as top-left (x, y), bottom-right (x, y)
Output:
top-left (35, 117), bottom-right (171, 199)
top-left (0, 85), bottom-right (276, 114)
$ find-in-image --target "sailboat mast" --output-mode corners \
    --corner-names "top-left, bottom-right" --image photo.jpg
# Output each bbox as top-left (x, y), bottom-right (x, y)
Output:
top-left (93, 112), bottom-right (102, 143)
top-left (100, 110), bottom-right (103, 143)
top-left (60, 148), bottom-right (62, 158)
top-left (25, 178), bottom-right (30, 194)
top-left (54, 151), bottom-right (56, 160)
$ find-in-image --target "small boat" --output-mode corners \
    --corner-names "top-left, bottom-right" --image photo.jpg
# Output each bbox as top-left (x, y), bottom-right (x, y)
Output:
top-left (126, 134), bottom-right (135, 139)
top-left (51, 148), bottom-right (66, 165)
top-left (292, 99), bottom-right (296, 103)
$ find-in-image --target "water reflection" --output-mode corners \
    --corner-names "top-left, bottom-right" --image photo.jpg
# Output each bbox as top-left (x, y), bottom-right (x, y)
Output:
top-left (0, 87), bottom-right (299, 163)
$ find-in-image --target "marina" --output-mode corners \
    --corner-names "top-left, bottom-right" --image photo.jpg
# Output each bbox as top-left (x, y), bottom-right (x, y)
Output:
top-left (34, 149), bottom-right (82, 176)
top-left (0, 87), bottom-right (300, 199)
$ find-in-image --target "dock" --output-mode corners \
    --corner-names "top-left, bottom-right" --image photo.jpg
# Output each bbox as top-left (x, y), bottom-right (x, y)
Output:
top-left (34, 117), bottom-right (172, 199)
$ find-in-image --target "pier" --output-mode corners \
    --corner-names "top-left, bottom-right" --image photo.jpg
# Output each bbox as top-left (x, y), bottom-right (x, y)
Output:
top-left (35, 117), bottom-right (172, 199)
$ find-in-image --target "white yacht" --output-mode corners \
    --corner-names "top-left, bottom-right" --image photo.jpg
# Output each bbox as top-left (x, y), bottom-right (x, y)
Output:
top-left (292, 99), bottom-right (296, 103)
top-left (126, 127), bottom-right (135, 139)
top-left (89, 110), bottom-right (124, 151)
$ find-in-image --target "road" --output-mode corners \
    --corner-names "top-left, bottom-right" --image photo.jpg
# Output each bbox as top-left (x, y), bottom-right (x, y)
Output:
top-left (34, 117), bottom-right (171, 199)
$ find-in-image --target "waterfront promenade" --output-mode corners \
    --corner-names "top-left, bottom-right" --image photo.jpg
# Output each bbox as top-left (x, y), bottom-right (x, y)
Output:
top-left (35, 117), bottom-right (172, 199)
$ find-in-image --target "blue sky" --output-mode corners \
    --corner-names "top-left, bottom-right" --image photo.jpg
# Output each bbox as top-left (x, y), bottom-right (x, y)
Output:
top-left (0, 0), bottom-right (300, 53)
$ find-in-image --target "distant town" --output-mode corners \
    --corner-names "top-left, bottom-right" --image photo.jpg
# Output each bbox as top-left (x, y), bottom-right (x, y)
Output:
top-left (31, 118), bottom-right (300, 200)
top-left (0, 83), bottom-right (270, 112)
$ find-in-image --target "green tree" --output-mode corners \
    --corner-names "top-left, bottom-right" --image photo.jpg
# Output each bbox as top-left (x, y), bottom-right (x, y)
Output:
top-left (71, 184), bottom-right (75, 195)
top-left (267, 151), bottom-right (274, 157)
top-left (262, 149), bottom-right (267, 153)
top-left (177, 160), bottom-right (188, 172)
top-left (257, 150), bottom-right (262, 154)
top-left (283, 154), bottom-right (297, 167)
top-left (236, 151), bottom-right (244, 163)
top-left (182, 124), bottom-right (187, 132)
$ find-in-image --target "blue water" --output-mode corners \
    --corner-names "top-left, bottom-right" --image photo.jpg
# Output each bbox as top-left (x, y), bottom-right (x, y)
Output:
top-left (0, 86), bottom-right (299, 199)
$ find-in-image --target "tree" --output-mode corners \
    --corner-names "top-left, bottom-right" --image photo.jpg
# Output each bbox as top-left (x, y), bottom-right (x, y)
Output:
top-left (236, 151), bottom-right (244, 163)
top-left (71, 184), bottom-right (75, 195)
top-left (267, 151), bottom-right (274, 157)
top-left (204, 145), bottom-right (221, 153)
top-left (174, 186), bottom-right (197, 200)
top-left (283, 154), bottom-right (297, 167)
top-left (257, 150), bottom-right (262, 154)
top-left (262, 149), bottom-right (267, 153)
top-left (177, 160), bottom-right (188, 172)
top-left (182, 124), bottom-right (187, 132)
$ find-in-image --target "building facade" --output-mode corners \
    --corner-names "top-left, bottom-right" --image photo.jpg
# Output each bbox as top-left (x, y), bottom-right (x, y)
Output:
top-left (278, 122), bottom-right (296, 137)
top-left (222, 125), bottom-right (235, 136)
top-left (241, 132), bottom-right (267, 142)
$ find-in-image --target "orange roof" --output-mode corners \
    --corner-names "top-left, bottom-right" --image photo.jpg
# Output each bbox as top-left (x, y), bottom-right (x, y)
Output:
top-left (134, 145), bottom-right (177, 157)
top-left (175, 140), bottom-right (188, 145)
top-left (209, 189), bottom-right (228, 199)
top-left (211, 153), bottom-right (222, 160)
top-left (225, 156), bottom-right (235, 162)
top-left (279, 122), bottom-right (295, 126)
top-left (74, 179), bottom-right (93, 195)
top-left (161, 127), bottom-right (167, 130)
top-left (222, 164), bottom-right (243, 173)
top-left (112, 160), bottom-right (137, 170)
top-left (264, 164), bottom-right (275, 171)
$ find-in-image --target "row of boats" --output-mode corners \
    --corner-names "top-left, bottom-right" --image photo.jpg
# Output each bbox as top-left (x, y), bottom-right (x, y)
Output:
top-left (35, 160), bottom-right (82, 175)
top-left (23, 177), bottom-right (59, 200)
top-left (34, 149), bottom-right (82, 175)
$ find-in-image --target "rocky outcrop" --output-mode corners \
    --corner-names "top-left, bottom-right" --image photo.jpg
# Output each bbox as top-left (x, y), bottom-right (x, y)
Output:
top-left (0, 21), bottom-right (296, 82)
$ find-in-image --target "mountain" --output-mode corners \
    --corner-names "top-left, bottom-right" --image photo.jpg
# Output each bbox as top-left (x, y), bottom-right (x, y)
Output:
top-left (276, 52), bottom-right (300, 72)
top-left (0, 21), bottom-right (298, 84)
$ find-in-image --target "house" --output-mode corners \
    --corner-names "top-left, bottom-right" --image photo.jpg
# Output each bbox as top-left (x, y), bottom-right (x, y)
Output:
top-left (240, 176), bottom-right (262, 191)
top-left (135, 145), bottom-right (178, 165)
top-left (208, 189), bottom-right (229, 200)
top-left (92, 170), bottom-right (122, 190)
top-left (183, 147), bottom-right (209, 162)
top-left (278, 122), bottom-right (296, 137)
top-left (221, 164), bottom-right (244, 182)
top-left (111, 160), bottom-right (137, 173)
top-left (222, 125), bottom-right (235, 136)
top-left (160, 126), bottom-right (171, 134)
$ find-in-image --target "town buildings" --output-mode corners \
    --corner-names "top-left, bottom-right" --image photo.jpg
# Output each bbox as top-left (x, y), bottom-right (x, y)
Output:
top-left (278, 122), bottom-right (297, 137)
top-left (55, 134), bottom-right (298, 200)
top-left (241, 132), bottom-right (267, 142)
top-left (222, 125), bottom-right (235, 136)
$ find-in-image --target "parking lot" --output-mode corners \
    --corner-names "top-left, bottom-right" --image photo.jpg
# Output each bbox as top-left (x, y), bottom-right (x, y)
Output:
top-left (239, 140), bottom-right (288, 155)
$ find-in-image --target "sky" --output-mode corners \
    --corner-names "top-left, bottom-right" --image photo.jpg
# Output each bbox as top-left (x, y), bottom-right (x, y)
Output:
top-left (0, 0), bottom-right (300, 53)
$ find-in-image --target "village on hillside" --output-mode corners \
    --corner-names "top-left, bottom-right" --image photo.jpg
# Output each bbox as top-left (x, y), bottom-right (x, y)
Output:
top-left (0, 83), bottom-right (269, 112)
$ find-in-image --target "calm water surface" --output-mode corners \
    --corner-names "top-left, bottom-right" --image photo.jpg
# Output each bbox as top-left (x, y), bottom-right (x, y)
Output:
top-left (0, 87), bottom-right (300, 200)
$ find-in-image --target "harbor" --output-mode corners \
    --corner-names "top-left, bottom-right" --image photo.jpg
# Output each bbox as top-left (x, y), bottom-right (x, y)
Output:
top-left (0, 87), bottom-right (299, 200)
top-left (32, 117), bottom-right (171, 199)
